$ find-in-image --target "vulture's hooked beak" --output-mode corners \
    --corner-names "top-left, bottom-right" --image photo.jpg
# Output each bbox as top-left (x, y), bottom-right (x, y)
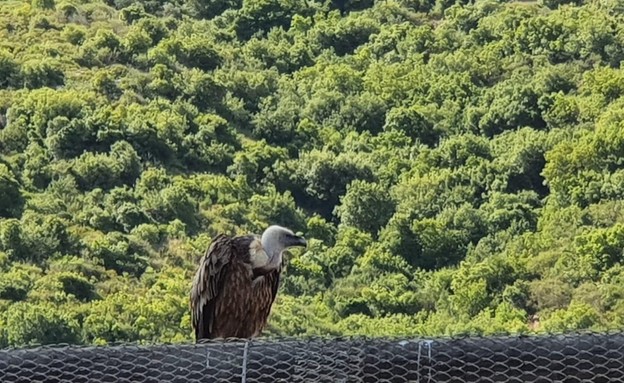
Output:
top-left (288, 233), bottom-right (307, 248)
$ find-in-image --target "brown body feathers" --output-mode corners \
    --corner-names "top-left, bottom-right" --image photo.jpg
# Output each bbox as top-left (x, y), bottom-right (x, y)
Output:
top-left (190, 234), bottom-right (282, 340)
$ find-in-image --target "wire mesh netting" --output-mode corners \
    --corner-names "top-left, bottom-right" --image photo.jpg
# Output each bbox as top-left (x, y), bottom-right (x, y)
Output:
top-left (1, 331), bottom-right (623, 382)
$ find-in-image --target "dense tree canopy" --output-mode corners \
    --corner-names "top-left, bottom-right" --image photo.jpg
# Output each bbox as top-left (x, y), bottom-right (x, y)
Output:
top-left (1, 0), bottom-right (624, 347)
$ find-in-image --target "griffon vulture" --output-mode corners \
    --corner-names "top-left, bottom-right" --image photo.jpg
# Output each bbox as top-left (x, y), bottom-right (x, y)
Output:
top-left (190, 225), bottom-right (307, 341)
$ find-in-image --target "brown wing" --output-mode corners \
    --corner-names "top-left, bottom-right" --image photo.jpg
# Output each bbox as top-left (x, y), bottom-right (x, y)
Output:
top-left (246, 262), bottom-right (283, 337)
top-left (190, 234), bottom-right (234, 341)
top-left (267, 264), bottom-right (282, 307)
top-left (251, 254), bottom-right (284, 300)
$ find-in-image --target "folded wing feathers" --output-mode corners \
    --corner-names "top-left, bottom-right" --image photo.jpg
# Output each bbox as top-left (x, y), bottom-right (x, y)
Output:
top-left (191, 234), bottom-right (232, 333)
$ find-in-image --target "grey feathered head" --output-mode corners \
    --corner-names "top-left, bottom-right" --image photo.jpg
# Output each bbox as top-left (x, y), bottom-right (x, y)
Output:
top-left (261, 225), bottom-right (307, 258)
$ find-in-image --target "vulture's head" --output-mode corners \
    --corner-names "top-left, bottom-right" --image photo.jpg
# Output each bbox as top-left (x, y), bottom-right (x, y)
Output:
top-left (261, 225), bottom-right (307, 259)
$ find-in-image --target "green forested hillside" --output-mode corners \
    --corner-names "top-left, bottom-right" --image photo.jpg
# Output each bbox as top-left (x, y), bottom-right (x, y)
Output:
top-left (1, 0), bottom-right (624, 347)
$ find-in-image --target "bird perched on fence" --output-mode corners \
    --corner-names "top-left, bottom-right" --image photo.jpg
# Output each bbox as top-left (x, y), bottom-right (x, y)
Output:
top-left (190, 225), bottom-right (307, 341)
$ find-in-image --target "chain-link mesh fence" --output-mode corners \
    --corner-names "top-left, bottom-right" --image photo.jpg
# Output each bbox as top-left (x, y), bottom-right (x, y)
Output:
top-left (1, 331), bottom-right (623, 382)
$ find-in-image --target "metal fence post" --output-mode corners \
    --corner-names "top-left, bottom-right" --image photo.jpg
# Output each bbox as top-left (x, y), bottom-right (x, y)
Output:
top-left (241, 340), bottom-right (250, 383)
